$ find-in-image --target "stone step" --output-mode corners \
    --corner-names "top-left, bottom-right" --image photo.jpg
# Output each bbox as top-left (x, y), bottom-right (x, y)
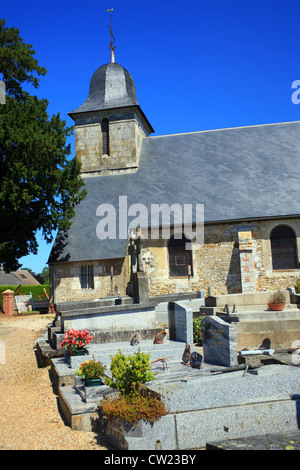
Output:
top-left (206, 291), bottom-right (291, 307)
top-left (236, 304), bottom-right (298, 312)
top-left (237, 331), bottom-right (300, 350)
top-left (200, 304), bottom-right (299, 317)
top-left (235, 309), bottom-right (300, 322)
top-left (237, 318), bottom-right (300, 334)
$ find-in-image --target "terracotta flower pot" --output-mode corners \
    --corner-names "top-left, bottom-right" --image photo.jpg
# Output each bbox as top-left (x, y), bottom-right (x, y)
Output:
top-left (267, 302), bottom-right (285, 311)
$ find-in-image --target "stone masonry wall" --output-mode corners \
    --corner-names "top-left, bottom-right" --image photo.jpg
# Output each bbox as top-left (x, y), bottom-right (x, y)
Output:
top-left (51, 218), bottom-right (300, 303)
top-left (141, 219), bottom-right (300, 297)
top-left (74, 109), bottom-right (147, 175)
top-left (50, 258), bottom-right (128, 304)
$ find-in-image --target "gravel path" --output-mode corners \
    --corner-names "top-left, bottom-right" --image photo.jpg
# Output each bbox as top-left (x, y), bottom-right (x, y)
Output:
top-left (0, 313), bottom-right (109, 450)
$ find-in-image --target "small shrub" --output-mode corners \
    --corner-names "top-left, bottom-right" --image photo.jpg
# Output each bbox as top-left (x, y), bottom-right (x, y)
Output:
top-left (105, 348), bottom-right (156, 395)
top-left (295, 277), bottom-right (300, 294)
top-left (268, 290), bottom-right (286, 304)
top-left (100, 390), bottom-right (169, 424)
top-left (193, 315), bottom-right (204, 345)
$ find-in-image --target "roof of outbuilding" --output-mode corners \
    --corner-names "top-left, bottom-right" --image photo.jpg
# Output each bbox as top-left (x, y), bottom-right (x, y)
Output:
top-left (0, 271), bottom-right (21, 285)
top-left (48, 120), bottom-right (300, 264)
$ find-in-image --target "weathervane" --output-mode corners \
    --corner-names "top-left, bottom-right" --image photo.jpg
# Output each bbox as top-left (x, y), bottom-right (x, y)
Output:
top-left (107, 8), bottom-right (116, 63)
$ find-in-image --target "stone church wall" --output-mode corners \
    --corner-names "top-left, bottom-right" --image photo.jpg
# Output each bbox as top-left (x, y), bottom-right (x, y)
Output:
top-left (50, 218), bottom-right (300, 303)
top-left (141, 218), bottom-right (300, 297)
top-left (50, 258), bottom-right (128, 304)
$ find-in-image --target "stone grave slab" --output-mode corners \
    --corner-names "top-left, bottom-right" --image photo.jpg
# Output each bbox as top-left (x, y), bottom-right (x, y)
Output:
top-left (206, 430), bottom-right (300, 450)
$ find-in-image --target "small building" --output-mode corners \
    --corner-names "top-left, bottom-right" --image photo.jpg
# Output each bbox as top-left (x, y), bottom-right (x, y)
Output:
top-left (0, 268), bottom-right (40, 286)
top-left (48, 49), bottom-right (300, 304)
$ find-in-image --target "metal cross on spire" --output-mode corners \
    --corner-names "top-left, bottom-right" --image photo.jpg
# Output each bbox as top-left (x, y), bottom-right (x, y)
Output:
top-left (107, 8), bottom-right (116, 63)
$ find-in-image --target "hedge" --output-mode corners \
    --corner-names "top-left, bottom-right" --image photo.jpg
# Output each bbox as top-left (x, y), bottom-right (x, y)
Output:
top-left (0, 284), bottom-right (50, 308)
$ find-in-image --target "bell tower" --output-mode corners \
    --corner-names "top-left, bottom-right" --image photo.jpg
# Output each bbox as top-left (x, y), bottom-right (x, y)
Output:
top-left (68, 11), bottom-right (154, 176)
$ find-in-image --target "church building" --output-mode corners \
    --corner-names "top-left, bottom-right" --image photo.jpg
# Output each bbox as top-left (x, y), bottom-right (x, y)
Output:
top-left (48, 45), bottom-right (300, 304)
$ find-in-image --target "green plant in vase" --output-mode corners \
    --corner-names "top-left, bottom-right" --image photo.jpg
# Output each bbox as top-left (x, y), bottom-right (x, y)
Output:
top-left (75, 356), bottom-right (107, 386)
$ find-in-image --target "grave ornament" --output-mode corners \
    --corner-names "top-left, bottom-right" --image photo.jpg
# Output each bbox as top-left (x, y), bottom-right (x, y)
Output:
top-left (190, 351), bottom-right (203, 369)
top-left (181, 344), bottom-right (192, 364)
top-left (153, 331), bottom-right (167, 344)
top-left (130, 332), bottom-right (141, 346)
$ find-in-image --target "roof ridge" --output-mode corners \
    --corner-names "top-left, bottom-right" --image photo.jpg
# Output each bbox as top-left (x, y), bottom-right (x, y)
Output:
top-left (149, 120), bottom-right (300, 139)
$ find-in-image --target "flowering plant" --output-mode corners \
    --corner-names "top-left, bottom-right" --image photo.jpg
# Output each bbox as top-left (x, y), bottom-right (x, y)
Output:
top-left (59, 328), bottom-right (93, 353)
top-left (75, 358), bottom-right (106, 379)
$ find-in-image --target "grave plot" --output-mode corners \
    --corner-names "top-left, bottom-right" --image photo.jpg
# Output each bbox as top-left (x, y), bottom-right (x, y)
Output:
top-left (47, 300), bottom-right (300, 450)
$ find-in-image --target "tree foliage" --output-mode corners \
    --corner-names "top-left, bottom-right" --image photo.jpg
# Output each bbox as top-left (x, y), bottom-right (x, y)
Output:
top-left (0, 19), bottom-right (86, 271)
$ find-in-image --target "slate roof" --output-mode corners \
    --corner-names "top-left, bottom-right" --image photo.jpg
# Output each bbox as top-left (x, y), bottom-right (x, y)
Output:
top-left (48, 120), bottom-right (300, 264)
top-left (0, 271), bottom-right (20, 285)
top-left (0, 270), bottom-right (40, 285)
top-left (69, 63), bottom-right (139, 114)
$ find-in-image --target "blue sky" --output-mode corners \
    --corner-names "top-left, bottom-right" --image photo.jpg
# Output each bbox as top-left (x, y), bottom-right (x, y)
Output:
top-left (2, 0), bottom-right (300, 274)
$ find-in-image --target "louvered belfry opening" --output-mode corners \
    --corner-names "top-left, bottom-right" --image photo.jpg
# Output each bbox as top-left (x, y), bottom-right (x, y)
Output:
top-left (101, 118), bottom-right (110, 156)
top-left (168, 234), bottom-right (193, 277)
top-left (271, 225), bottom-right (298, 270)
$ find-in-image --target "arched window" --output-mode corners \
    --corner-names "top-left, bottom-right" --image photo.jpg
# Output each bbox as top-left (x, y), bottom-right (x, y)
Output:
top-left (101, 118), bottom-right (109, 155)
top-left (168, 235), bottom-right (193, 277)
top-left (270, 225), bottom-right (298, 270)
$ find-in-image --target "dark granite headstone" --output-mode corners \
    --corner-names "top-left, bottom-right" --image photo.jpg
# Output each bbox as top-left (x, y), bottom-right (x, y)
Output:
top-left (202, 315), bottom-right (238, 367)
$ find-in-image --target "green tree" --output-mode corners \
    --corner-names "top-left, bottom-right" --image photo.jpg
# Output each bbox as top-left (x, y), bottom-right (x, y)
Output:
top-left (41, 266), bottom-right (49, 284)
top-left (0, 19), bottom-right (86, 271)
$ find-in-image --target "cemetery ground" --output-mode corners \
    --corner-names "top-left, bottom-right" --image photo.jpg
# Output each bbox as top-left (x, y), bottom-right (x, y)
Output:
top-left (0, 313), bottom-right (110, 450)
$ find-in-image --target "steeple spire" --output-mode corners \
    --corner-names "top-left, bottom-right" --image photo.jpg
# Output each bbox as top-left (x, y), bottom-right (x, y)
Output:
top-left (107, 8), bottom-right (116, 63)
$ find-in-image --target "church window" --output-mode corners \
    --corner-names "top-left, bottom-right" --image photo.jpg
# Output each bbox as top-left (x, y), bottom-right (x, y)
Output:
top-left (80, 265), bottom-right (94, 289)
top-left (168, 235), bottom-right (193, 277)
top-left (101, 118), bottom-right (110, 155)
top-left (270, 225), bottom-right (298, 270)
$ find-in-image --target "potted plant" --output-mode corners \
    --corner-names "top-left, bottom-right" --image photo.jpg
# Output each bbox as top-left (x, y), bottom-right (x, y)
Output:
top-left (59, 328), bottom-right (93, 356)
top-left (75, 357), bottom-right (107, 386)
top-left (267, 290), bottom-right (286, 311)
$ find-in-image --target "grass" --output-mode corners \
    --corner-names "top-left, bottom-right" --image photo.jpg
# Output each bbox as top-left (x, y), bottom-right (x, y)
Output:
top-left (0, 284), bottom-right (50, 308)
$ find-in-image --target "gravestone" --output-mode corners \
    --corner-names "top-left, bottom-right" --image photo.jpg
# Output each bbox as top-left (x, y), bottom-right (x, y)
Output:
top-left (201, 316), bottom-right (238, 367)
top-left (168, 301), bottom-right (193, 345)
